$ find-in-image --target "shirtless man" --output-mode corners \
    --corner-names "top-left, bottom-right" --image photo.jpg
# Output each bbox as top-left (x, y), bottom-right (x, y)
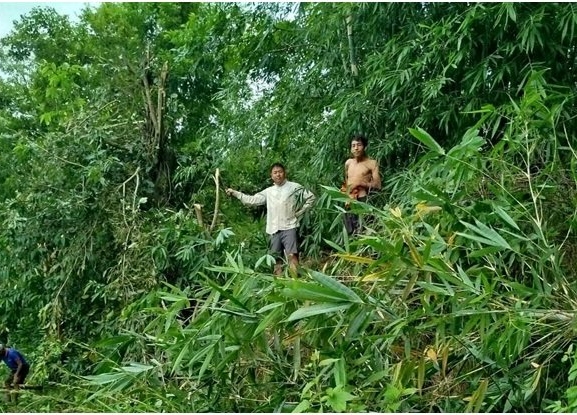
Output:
top-left (343, 134), bottom-right (381, 235)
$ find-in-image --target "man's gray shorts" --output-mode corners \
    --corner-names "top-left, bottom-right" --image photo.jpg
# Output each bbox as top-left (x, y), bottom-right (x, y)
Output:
top-left (270, 228), bottom-right (299, 256)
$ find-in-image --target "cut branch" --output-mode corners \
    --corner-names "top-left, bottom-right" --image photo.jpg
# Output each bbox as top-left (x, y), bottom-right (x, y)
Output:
top-left (193, 204), bottom-right (204, 228)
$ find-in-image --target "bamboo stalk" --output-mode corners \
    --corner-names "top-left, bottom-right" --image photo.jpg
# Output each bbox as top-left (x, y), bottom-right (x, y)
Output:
top-left (210, 168), bottom-right (220, 231)
top-left (346, 14), bottom-right (358, 77)
top-left (157, 61), bottom-right (168, 143)
top-left (142, 48), bottom-right (159, 136)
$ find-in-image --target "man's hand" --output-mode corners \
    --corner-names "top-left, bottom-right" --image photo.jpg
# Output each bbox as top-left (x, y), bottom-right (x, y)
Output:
top-left (225, 188), bottom-right (236, 197)
top-left (344, 179), bottom-right (360, 191)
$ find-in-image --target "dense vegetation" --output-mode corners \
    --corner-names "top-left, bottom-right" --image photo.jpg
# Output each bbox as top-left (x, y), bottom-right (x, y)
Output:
top-left (1, 2), bottom-right (577, 412)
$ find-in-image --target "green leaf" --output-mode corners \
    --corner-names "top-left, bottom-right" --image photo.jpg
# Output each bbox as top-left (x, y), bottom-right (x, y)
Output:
top-left (323, 238), bottom-right (346, 253)
top-left (325, 387), bottom-right (355, 412)
top-left (198, 345), bottom-right (215, 380)
top-left (467, 245), bottom-right (503, 258)
top-left (120, 363), bottom-right (154, 374)
top-left (362, 370), bottom-right (388, 387)
top-left (409, 127), bottom-right (445, 155)
top-left (345, 307), bottom-right (372, 340)
top-left (310, 270), bottom-right (363, 303)
top-left (172, 337), bottom-right (194, 374)
top-left (505, 3), bottom-right (517, 22)
top-left (334, 358), bottom-right (347, 387)
top-left (83, 372), bottom-right (126, 385)
top-left (280, 280), bottom-right (353, 303)
top-left (201, 275), bottom-right (252, 312)
top-left (456, 265), bottom-right (479, 294)
top-left (292, 399), bottom-right (310, 413)
top-left (458, 220), bottom-right (512, 250)
top-left (416, 281), bottom-right (454, 296)
top-left (159, 292), bottom-right (189, 303)
top-left (286, 303), bottom-right (351, 322)
top-left (255, 302), bottom-right (284, 314)
top-left (252, 307), bottom-right (282, 338)
top-left (492, 204), bottom-right (520, 230)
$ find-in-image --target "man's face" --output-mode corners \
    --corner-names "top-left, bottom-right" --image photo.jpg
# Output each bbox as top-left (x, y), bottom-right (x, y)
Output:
top-left (351, 140), bottom-right (365, 158)
top-left (271, 166), bottom-right (286, 185)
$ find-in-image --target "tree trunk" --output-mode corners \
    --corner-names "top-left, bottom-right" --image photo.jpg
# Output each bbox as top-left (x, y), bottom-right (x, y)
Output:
top-left (142, 46), bottom-right (172, 206)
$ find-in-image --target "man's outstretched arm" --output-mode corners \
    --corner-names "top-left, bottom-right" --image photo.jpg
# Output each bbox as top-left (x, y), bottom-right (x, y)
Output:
top-left (226, 188), bottom-right (266, 206)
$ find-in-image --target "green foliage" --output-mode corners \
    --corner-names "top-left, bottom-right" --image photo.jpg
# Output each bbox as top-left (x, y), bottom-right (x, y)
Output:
top-left (0, 1), bottom-right (577, 413)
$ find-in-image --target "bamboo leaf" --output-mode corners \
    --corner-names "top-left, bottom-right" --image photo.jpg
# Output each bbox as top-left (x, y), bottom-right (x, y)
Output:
top-left (505, 3), bottom-right (516, 22)
top-left (409, 127), bottom-right (445, 155)
top-left (361, 370), bottom-right (388, 387)
top-left (418, 354), bottom-right (425, 392)
top-left (466, 378), bottom-right (488, 413)
top-left (286, 303), bottom-right (351, 322)
top-left (255, 302), bottom-right (284, 314)
top-left (292, 399), bottom-right (310, 413)
top-left (120, 362), bottom-right (154, 374)
top-left (492, 205), bottom-right (520, 230)
top-left (345, 307), bottom-right (372, 340)
top-left (83, 372), bottom-right (126, 385)
top-left (458, 220), bottom-right (512, 250)
top-left (292, 335), bottom-right (301, 381)
top-left (334, 253), bottom-right (375, 264)
top-left (310, 270), bottom-right (363, 303)
top-left (281, 280), bottom-right (352, 303)
top-left (416, 281), bottom-right (454, 296)
top-left (198, 346), bottom-right (215, 380)
top-left (202, 276), bottom-right (252, 312)
top-left (334, 358), bottom-right (346, 387)
top-left (172, 337), bottom-right (194, 374)
top-left (323, 238), bottom-right (346, 253)
top-left (456, 265), bottom-right (479, 294)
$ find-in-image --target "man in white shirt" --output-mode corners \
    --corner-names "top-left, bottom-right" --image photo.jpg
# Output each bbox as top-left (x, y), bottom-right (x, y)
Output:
top-left (226, 163), bottom-right (316, 275)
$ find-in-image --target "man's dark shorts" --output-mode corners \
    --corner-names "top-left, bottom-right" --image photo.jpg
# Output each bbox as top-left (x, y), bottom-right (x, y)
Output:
top-left (4, 363), bottom-right (29, 387)
top-left (344, 196), bottom-right (368, 235)
top-left (270, 228), bottom-right (299, 256)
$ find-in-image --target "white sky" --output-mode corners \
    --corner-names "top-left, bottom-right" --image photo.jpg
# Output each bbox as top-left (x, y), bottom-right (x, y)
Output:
top-left (0, 2), bottom-right (101, 38)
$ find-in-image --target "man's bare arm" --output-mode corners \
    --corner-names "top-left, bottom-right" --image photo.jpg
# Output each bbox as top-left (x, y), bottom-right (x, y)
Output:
top-left (13, 356), bottom-right (23, 385)
top-left (343, 159), bottom-right (351, 186)
top-left (369, 161), bottom-right (382, 190)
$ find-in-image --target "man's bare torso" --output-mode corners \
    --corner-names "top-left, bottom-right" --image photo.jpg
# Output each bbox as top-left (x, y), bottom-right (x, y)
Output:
top-left (345, 157), bottom-right (380, 198)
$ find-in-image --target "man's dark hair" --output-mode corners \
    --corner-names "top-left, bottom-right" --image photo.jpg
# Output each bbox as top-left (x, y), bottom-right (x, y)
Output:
top-left (271, 162), bottom-right (285, 172)
top-left (351, 134), bottom-right (368, 147)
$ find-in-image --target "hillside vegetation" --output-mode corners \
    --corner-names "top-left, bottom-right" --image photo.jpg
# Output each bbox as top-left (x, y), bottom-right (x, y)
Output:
top-left (1, 2), bottom-right (577, 412)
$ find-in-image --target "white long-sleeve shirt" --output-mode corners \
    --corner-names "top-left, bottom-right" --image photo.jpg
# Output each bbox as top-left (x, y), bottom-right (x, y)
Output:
top-left (232, 180), bottom-right (315, 235)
